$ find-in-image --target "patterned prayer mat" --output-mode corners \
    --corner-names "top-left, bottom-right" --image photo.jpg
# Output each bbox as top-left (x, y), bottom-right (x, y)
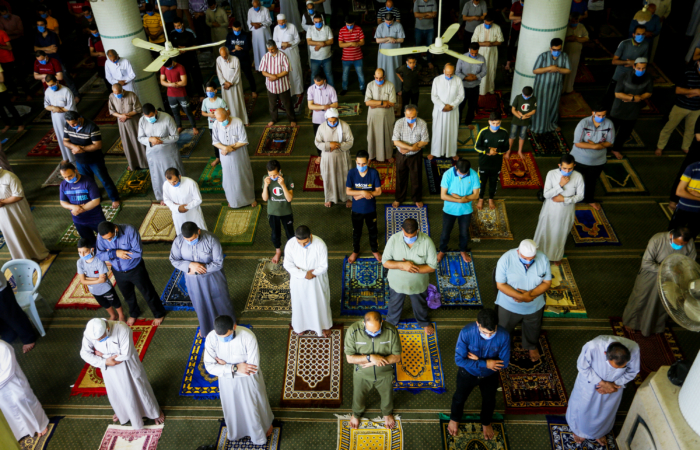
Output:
top-left (640, 99), bottom-right (661, 116)
top-left (340, 257), bottom-right (390, 316)
top-left (2, 129), bottom-right (27, 152)
top-left (394, 320), bottom-right (445, 393)
top-left (475, 91), bottom-right (507, 120)
top-left (197, 157), bottom-right (224, 193)
top-left (245, 258), bottom-right (291, 312)
top-left (216, 421), bottom-right (281, 449)
top-left (469, 199), bottom-right (514, 241)
top-left (302, 155), bottom-right (324, 191)
top-left (610, 317), bottom-right (683, 386)
top-left (105, 137), bottom-right (125, 156)
top-left (623, 130), bottom-right (645, 148)
top-left (116, 168), bottom-right (152, 197)
top-left (424, 157), bottom-right (456, 195)
top-left (31, 109), bottom-right (53, 124)
top-left (244, 93), bottom-right (257, 116)
top-left (544, 259), bottom-right (586, 318)
top-left (213, 203), bottom-right (261, 245)
top-left (0, 232), bottom-right (4, 250)
top-left (305, 102), bottom-right (361, 119)
top-left (280, 324), bottom-right (344, 408)
top-left (418, 65), bottom-right (438, 86)
top-left (161, 269), bottom-right (191, 311)
top-left (436, 252), bottom-right (482, 308)
top-left (277, 94), bottom-right (304, 115)
top-left (370, 160), bottom-right (397, 194)
top-left (394, 95), bottom-right (402, 117)
top-left (658, 202), bottom-right (673, 220)
top-left (384, 204), bottom-right (429, 242)
top-left (56, 269), bottom-right (117, 310)
top-left (599, 158), bottom-right (648, 195)
top-left (571, 204), bottom-right (621, 246)
top-left (585, 39), bottom-right (614, 61)
top-left (500, 152), bottom-right (544, 189)
top-left (254, 126), bottom-right (299, 157)
top-left (336, 415), bottom-right (403, 450)
top-left (97, 425), bottom-right (164, 450)
top-left (457, 124), bottom-right (479, 152)
top-left (499, 332), bottom-right (568, 414)
top-left (139, 203), bottom-right (177, 242)
top-left (18, 416), bottom-right (62, 450)
top-left (79, 73), bottom-right (108, 95)
top-left (648, 63), bottom-right (674, 88)
top-left (574, 63), bottom-right (595, 84)
top-left (70, 320), bottom-right (158, 396)
top-left (57, 204), bottom-right (121, 245)
top-left (93, 101), bottom-right (116, 125)
top-left (352, 0), bottom-right (374, 12)
top-left (559, 92), bottom-right (592, 118)
top-left (439, 414), bottom-right (509, 450)
top-left (177, 128), bottom-right (204, 158)
top-left (547, 415), bottom-right (618, 450)
top-left (27, 130), bottom-right (61, 157)
top-left (179, 98), bottom-right (203, 121)
top-left (528, 130), bottom-right (571, 156)
top-left (41, 164), bottom-right (63, 187)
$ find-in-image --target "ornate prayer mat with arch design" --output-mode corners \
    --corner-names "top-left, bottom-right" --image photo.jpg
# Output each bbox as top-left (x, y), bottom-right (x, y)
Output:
top-left (213, 203), bottom-right (261, 245)
top-left (393, 320), bottom-right (445, 393)
top-left (546, 415), bottom-right (618, 450)
top-left (244, 258), bottom-right (291, 312)
top-left (58, 203), bottom-right (121, 245)
top-left (197, 157), bottom-right (224, 193)
top-left (599, 159), bottom-right (648, 195)
top-left (571, 204), bottom-right (621, 246)
top-left (18, 416), bottom-right (62, 450)
top-left (499, 152), bottom-right (544, 190)
top-left (280, 324), bottom-right (343, 408)
top-left (340, 257), bottom-right (390, 316)
top-left (116, 168), bottom-right (152, 197)
top-left (469, 199), bottom-right (513, 241)
top-left (435, 252), bottom-right (482, 308)
top-left (335, 415), bottom-right (403, 450)
top-left (544, 259), bottom-right (586, 318)
top-left (139, 203), bottom-right (177, 242)
top-left (424, 157), bottom-right (456, 195)
top-left (254, 126), bottom-right (299, 157)
top-left (160, 269), bottom-right (192, 311)
top-left (27, 130), bottom-right (61, 157)
top-left (438, 413), bottom-right (509, 450)
top-left (216, 421), bottom-right (282, 449)
top-left (302, 155), bottom-right (324, 192)
top-left (97, 424), bottom-right (163, 450)
top-left (56, 269), bottom-right (117, 310)
top-left (384, 204), bottom-right (429, 242)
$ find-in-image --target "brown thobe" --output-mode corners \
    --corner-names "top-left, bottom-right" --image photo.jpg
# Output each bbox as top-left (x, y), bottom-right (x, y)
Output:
top-left (314, 120), bottom-right (353, 204)
top-left (365, 81), bottom-right (396, 162)
top-left (109, 91), bottom-right (148, 170)
top-left (0, 171), bottom-right (49, 261)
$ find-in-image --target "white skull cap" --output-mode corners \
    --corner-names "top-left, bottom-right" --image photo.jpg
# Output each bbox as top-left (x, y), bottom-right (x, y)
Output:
top-left (518, 239), bottom-right (538, 257)
top-left (325, 108), bottom-right (339, 119)
top-left (86, 318), bottom-right (107, 340)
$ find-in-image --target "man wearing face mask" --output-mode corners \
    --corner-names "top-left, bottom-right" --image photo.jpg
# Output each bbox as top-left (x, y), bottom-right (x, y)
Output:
top-left (43, 74), bottom-right (76, 161)
top-left (374, 13), bottom-right (404, 93)
top-left (87, 24), bottom-right (111, 90)
top-left (248, 0), bottom-right (273, 68)
top-left (308, 74), bottom-right (338, 161)
top-left (75, 238), bottom-right (124, 322)
top-left (301, 1), bottom-right (323, 34)
top-left (392, 103), bottom-right (429, 209)
top-left (431, 63), bottom-right (465, 161)
top-left (315, 107), bottom-right (354, 208)
top-left (471, 15), bottom-right (503, 96)
top-left (215, 48), bottom-right (248, 127)
top-left (474, 111), bottom-right (508, 210)
top-left (163, 168), bottom-right (207, 236)
top-left (506, 0), bottom-right (523, 72)
top-left (462, 0), bottom-right (487, 52)
top-left (366, 68), bottom-right (396, 162)
top-left (438, 158), bottom-right (480, 264)
top-left (563, 13), bottom-right (589, 95)
top-left (307, 14), bottom-right (335, 87)
top-left (456, 43), bottom-right (486, 130)
top-left (109, 83), bottom-right (147, 170)
top-left (206, 0), bottom-right (229, 42)
top-left (34, 18), bottom-right (61, 64)
top-left (273, 14), bottom-right (304, 99)
top-left (226, 21), bottom-right (257, 99)
top-left (531, 38), bottom-right (571, 134)
top-left (58, 161), bottom-right (107, 248)
top-left (655, 60), bottom-right (700, 157)
top-left (171, 18), bottom-right (205, 102)
top-left (171, 222), bottom-right (234, 337)
top-left (262, 159), bottom-right (295, 264)
top-left (338, 15), bottom-right (365, 96)
top-left (607, 25), bottom-right (648, 109)
top-left (622, 227), bottom-right (696, 337)
top-left (105, 50), bottom-right (136, 93)
top-left (376, 0), bottom-right (401, 24)
top-left (346, 150), bottom-right (382, 263)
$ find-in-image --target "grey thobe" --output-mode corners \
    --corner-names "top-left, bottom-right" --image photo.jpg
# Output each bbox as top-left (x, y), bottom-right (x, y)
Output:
top-left (216, 55), bottom-right (249, 125)
top-left (109, 91), bottom-right (148, 170)
top-left (0, 171), bottom-right (49, 261)
top-left (43, 85), bottom-right (77, 162)
top-left (211, 117), bottom-right (255, 208)
top-left (622, 232), bottom-right (697, 336)
top-left (137, 112), bottom-right (185, 201)
top-left (563, 24), bottom-right (589, 94)
top-left (531, 51), bottom-right (570, 134)
top-left (315, 120), bottom-right (353, 203)
top-left (374, 23), bottom-right (405, 92)
top-left (365, 81), bottom-right (396, 162)
top-left (0, 143), bottom-right (12, 171)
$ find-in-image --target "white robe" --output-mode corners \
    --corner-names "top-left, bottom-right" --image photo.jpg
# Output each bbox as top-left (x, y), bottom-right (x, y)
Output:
top-left (431, 75), bottom-right (465, 158)
top-left (273, 24), bottom-right (304, 96)
top-left (210, 117), bottom-right (256, 208)
top-left (79, 321), bottom-right (161, 430)
top-left (472, 23), bottom-right (503, 95)
top-left (203, 327), bottom-right (274, 445)
top-left (315, 120), bottom-right (353, 203)
top-left (43, 86), bottom-right (77, 162)
top-left (279, 0), bottom-right (302, 32)
top-left (283, 235), bottom-right (332, 335)
top-left (533, 169), bottom-right (584, 262)
top-left (216, 55), bottom-right (249, 125)
top-left (0, 340), bottom-right (49, 441)
top-left (162, 176), bottom-right (207, 235)
top-left (247, 7), bottom-right (273, 68)
top-left (137, 112), bottom-right (185, 201)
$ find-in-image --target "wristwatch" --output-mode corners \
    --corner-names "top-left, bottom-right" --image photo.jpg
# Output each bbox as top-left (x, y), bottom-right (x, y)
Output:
top-left (380, 100), bottom-right (384, 106)
top-left (232, 364), bottom-right (238, 374)
top-left (366, 355), bottom-right (371, 362)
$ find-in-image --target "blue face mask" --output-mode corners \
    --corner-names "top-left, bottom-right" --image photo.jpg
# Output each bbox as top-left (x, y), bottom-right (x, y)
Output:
top-left (458, 171), bottom-right (468, 179)
top-left (217, 331), bottom-right (235, 343)
top-left (570, 22), bottom-right (578, 28)
top-left (593, 115), bottom-right (604, 123)
top-left (303, 241), bottom-right (312, 248)
top-left (98, 331), bottom-right (110, 342)
top-left (115, 93), bottom-right (123, 99)
top-left (108, 231), bottom-right (118, 243)
top-left (634, 34), bottom-right (644, 43)
top-left (308, 9), bottom-right (314, 14)
top-left (147, 116), bottom-right (157, 124)
top-left (173, 181), bottom-right (181, 187)
top-left (519, 257), bottom-right (532, 265)
top-left (386, 6), bottom-right (393, 11)
top-left (147, 11), bottom-right (154, 16)
top-left (479, 331), bottom-right (496, 340)
top-left (38, 26), bottom-right (46, 33)
top-left (327, 120), bottom-right (338, 128)
top-left (40, 13), bottom-right (48, 19)
top-left (187, 237), bottom-right (199, 246)
top-left (92, 32), bottom-right (99, 37)
top-left (357, 164), bottom-right (367, 173)
top-left (365, 327), bottom-right (382, 337)
top-left (347, 25), bottom-right (354, 30)
top-left (254, 7), bottom-right (260, 11)
top-left (270, 175), bottom-right (279, 181)
top-left (206, 92), bottom-right (215, 98)
top-left (445, 75), bottom-right (452, 80)
top-left (222, 119), bottom-right (229, 127)
top-left (315, 22), bottom-right (323, 29)
top-left (233, 30), bottom-right (241, 36)
top-left (670, 239), bottom-right (683, 250)
top-left (174, 28), bottom-right (183, 33)
top-left (403, 234), bottom-right (418, 245)
top-left (552, 50), bottom-right (561, 57)
top-left (67, 175), bottom-right (78, 184)
top-left (2, 15), bottom-right (9, 19)
top-left (484, 23), bottom-right (492, 29)
top-left (86, 14), bottom-right (92, 19)
top-left (407, 117), bottom-right (416, 124)
top-left (50, 85), bottom-right (58, 91)
top-left (635, 69), bottom-right (646, 77)
top-left (376, 79), bottom-right (384, 85)
top-left (522, 94), bottom-right (530, 100)
top-left (81, 252), bottom-right (93, 261)
top-left (386, 23), bottom-right (391, 28)
top-left (167, 65), bottom-right (175, 70)
top-left (490, 125), bottom-right (499, 132)
top-left (39, 59), bottom-right (48, 65)
top-left (280, 24), bottom-right (286, 29)
top-left (560, 169), bottom-right (572, 177)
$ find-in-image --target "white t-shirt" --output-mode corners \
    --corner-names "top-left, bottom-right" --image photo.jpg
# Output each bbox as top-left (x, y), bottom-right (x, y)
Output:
top-left (588, 0), bottom-right (605, 11)
top-left (307, 25), bottom-right (333, 60)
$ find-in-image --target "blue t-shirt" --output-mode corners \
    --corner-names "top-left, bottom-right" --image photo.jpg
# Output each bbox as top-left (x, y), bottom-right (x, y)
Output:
top-left (59, 176), bottom-right (106, 225)
top-left (495, 249), bottom-right (552, 315)
top-left (678, 161), bottom-right (700, 212)
top-left (440, 167), bottom-right (480, 216)
top-left (160, 0), bottom-right (178, 23)
top-left (346, 167), bottom-right (382, 214)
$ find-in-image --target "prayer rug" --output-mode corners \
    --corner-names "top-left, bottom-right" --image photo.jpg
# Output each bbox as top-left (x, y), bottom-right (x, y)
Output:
top-left (559, 92), bottom-right (592, 118)
top-left (93, 101), bottom-right (117, 125)
top-left (277, 94), bottom-right (304, 115)
top-left (610, 317), bottom-right (683, 386)
top-left (340, 257), bottom-right (390, 316)
top-left (499, 152), bottom-right (544, 190)
top-left (469, 199), bottom-right (514, 241)
top-left (97, 424), bottom-right (163, 450)
top-left (306, 102), bottom-right (361, 119)
top-left (640, 99), bottom-right (661, 116)
top-left (139, 203), bottom-right (177, 242)
top-left (499, 332), bottom-right (568, 414)
top-left (394, 95), bottom-right (402, 117)
top-left (19, 416), bottom-right (62, 450)
top-left (2, 129), bottom-right (27, 152)
top-left (31, 109), bottom-right (53, 124)
top-left (571, 204), bottom-right (621, 246)
top-left (424, 157), bottom-right (456, 195)
top-left (56, 269), bottom-right (117, 310)
top-left (658, 202), bottom-right (673, 221)
top-left (648, 63), bottom-right (674, 88)
top-left (254, 126), bottom-right (298, 157)
top-left (457, 124), bottom-right (479, 152)
top-left (116, 168), bottom-right (152, 197)
top-left (439, 413), bottom-right (509, 450)
top-left (544, 259), bottom-right (587, 318)
top-left (27, 130), bottom-right (61, 157)
top-left (215, 421), bottom-right (281, 449)
top-left (475, 91), bottom-right (507, 120)
top-left (71, 320), bottom-right (158, 397)
top-left (244, 93), bottom-right (257, 116)
top-left (245, 258), bottom-right (291, 312)
top-left (336, 414), bottom-right (403, 450)
top-left (302, 155), bottom-right (324, 191)
top-left (547, 415), bottom-right (618, 450)
top-left (370, 160), bottom-right (397, 194)
top-left (79, 73), bottom-right (108, 94)
top-left (384, 204), bottom-right (429, 242)
top-left (418, 65), bottom-right (438, 86)
top-left (213, 203), bottom-right (261, 245)
top-left (599, 158), bottom-right (648, 195)
top-left (280, 324), bottom-right (344, 408)
top-left (394, 320), bottom-right (445, 393)
top-left (197, 158), bottom-right (224, 193)
top-left (585, 39), bottom-right (614, 61)
top-left (528, 130), bottom-right (571, 156)
top-left (623, 130), bottom-right (645, 148)
top-left (352, 0), bottom-right (374, 13)
top-left (161, 269), bottom-right (191, 311)
top-left (574, 63), bottom-right (595, 84)
top-left (180, 98), bottom-right (203, 121)
top-left (105, 137), bottom-right (125, 156)
top-left (41, 164), bottom-right (64, 188)
top-left (0, 232), bottom-right (4, 250)
top-left (177, 128), bottom-right (204, 158)
top-left (435, 252), bottom-right (482, 308)
top-left (57, 204), bottom-right (121, 245)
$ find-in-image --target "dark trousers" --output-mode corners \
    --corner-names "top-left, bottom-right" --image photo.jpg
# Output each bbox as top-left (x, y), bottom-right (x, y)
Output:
top-left (0, 90), bottom-right (20, 126)
top-left (449, 367), bottom-right (499, 425)
top-left (352, 210), bottom-right (379, 253)
top-left (403, 90), bottom-right (419, 108)
top-left (240, 58), bottom-right (257, 93)
top-left (268, 89), bottom-right (296, 123)
top-left (395, 152), bottom-right (423, 203)
top-left (603, 80), bottom-right (617, 113)
top-left (498, 305), bottom-right (544, 350)
top-left (269, 213), bottom-right (294, 249)
top-left (459, 86), bottom-right (480, 127)
top-left (74, 221), bottom-right (101, 248)
top-left (669, 208), bottom-right (700, 240)
top-left (507, 28), bottom-right (520, 62)
top-left (463, 31), bottom-right (474, 52)
top-left (93, 287), bottom-right (122, 310)
top-left (478, 168), bottom-right (500, 199)
top-left (575, 162), bottom-right (605, 203)
top-left (96, 65), bottom-right (112, 91)
top-left (0, 286), bottom-right (36, 345)
top-left (439, 212), bottom-right (471, 253)
top-left (112, 259), bottom-right (166, 319)
top-left (168, 96), bottom-right (198, 129)
top-left (193, 15), bottom-right (209, 45)
top-left (313, 123), bottom-right (322, 156)
top-left (610, 117), bottom-right (636, 151)
top-left (75, 159), bottom-right (121, 202)
top-left (184, 62), bottom-right (205, 98)
top-left (386, 287), bottom-right (430, 327)
top-left (669, 149), bottom-right (700, 203)
top-left (2, 61), bottom-right (31, 96)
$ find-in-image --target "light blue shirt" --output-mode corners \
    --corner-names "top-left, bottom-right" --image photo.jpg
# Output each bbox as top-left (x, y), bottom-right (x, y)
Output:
top-left (440, 167), bottom-right (480, 216)
top-left (495, 249), bottom-right (552, 315)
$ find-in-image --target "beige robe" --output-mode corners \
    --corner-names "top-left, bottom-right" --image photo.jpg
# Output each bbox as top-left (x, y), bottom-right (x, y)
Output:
top-left (563, 24), bottom-right (589, 94)
top-left (108, 91), bottom-right (148, 170)
top-left (472, 23), bottom-right (504, 95)
top-left (315, 120), bottom-right (353, 204)
top-left (365, 81), bottom-right (396, 162)
top-left (0, 171), bottom-right (49, 261)
top-left (216, 55), bottom-right (249, 125)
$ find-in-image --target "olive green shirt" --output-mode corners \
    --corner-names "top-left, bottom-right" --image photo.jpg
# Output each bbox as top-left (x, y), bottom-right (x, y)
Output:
top-left (382, 231), bottom-right (438, 295)
top-left (344, 321), bottom-right (402, 376)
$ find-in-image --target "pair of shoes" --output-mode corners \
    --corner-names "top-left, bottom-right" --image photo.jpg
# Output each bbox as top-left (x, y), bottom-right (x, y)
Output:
top-left (339, 89), bottom-right (348, 96)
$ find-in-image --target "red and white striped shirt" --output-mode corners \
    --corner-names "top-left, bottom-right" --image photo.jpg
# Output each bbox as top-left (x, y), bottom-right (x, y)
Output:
top-left (258, 51), bottom-right (291, 94)
top-left (338, 26), bottom-right (365, 61)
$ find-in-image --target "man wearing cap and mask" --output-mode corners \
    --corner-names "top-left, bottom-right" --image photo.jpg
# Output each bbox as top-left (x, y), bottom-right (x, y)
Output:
top-left (301, 1), bottom-right (323, 34)
top-left (494, 239), bottom-right (552, 362)
top-left (80, 318), bottom-right (164, 429)
top-left (204, 315), bottom-right (274, 445)
top-left (365, 68), bottom-right (396, 162)
top-left (273, 14), bottom-right (304, 100)
top-left (163, 168), bottom-right (207, 235)
top-left (606, 25), bottom-right (648, 109)
top-left (315, 107), bottom-right (354, 208)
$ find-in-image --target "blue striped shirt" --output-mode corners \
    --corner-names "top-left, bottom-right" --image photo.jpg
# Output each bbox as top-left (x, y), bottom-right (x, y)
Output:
top-left (675, 69), bottom-right (700, 111)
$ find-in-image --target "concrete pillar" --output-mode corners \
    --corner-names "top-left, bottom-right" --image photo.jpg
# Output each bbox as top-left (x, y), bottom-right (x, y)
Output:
top-left (90, 0), bottom-right (164, 110)
top-left (510, 0), bottom-right (571, 104)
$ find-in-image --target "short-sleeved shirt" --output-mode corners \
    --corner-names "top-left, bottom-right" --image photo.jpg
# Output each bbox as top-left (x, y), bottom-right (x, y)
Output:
top-left (160, 63), bottom-right (188, 97)
top-left (395, 64), bottom-right (421, 92)
top-left (678, 161), bottom-right (700, 212)
top-left (60, 176), bottom-right (105, 225)
top-left (392, 117), bottom-right (430, 156)
top-left (258, 51), bottom-right (290, 94)
top-left (377, 7), bottom-right (401, 23)
top-left (414, 0), bottom-right (437, 30)
top-left (76, 257), bottom-right (112, 295)
top-left (570, 0), bottom-right (588, 15)
top-left (338, 25), bottom-right (364, 61)
top-left (474, 128), bottom-right (509, 171)
top-left (307, 83), bottom-right (338, 124)
top-left (462, 2), bottom-right (488, 33)
top-left (511, 94), bottom-right (537, 126)
top-left (34, 57), bottom-right (62, 90)
top-left (35, 31), bottom-right (61, 63)
top-left (611, 72), bottom-right (653, 120)
top-left (308, 25), bottom-right (333, 60)
top-left (570, 116), bottom-right (616, 166)
top-left (63, 119), bottom-right (103, 164)
top-left (495, 248), bottom-right (552, 315)
top-left (344, 320), bottom-right (402, 376)
top-left (143, 13), bottom-right (166, 44)
top-left (263, 173), bottom-right (294, 216)
top-left (510, 2), bottom-right (523, 31)
top-left (441, 167), bottom-right (480, 216)
top-left (0, 30), bottom-right (13, 63)
top-left (88, 36), bottom-right (107, 67)
top-left (382, 231), bottom-right (438, 295)
top-left (613, 39), bottom-right (649, 81)
top-left (202, 97), bottom-right (227, 128)
top-left (346, 168), bottom-right (382, 214)
top-left (675, 68), bottom-right (700, 111)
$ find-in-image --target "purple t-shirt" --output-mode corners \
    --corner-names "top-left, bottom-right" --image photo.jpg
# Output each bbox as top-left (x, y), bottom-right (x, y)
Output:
top-left (59, 176), bottom-right (106, 225)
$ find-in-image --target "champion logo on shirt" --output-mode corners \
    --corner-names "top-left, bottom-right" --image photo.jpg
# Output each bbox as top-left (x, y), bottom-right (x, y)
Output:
top-left (273, 187), bottom-right (283, 195)
top-left (520, 104), bottom-right (531, 112)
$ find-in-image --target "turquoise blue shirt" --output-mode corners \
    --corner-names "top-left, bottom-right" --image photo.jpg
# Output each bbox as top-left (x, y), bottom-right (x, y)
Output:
top-left (440, 167), bottom-right (480, 216)
top-left (494, 249), bottom-right (552, 315)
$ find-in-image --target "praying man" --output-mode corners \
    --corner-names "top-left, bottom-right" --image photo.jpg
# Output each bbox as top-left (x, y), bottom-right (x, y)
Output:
top-left (44, 74), bottom-right (77, 162)
top-left (163, 167), bottom-right (207, 235)
top-left (471, 14), bottom-right (503, 96)
top-left (431, 63), bottom-right (465, 160)
top-left (216, 46), bottom-right (249, 125)
top-left (80, 318), bottom-right (165, 429)
top-left (374, 13), bottom-right (405, 92)
top-left (273, 14), bottom-right (304, 99)
top-left (530, 38), bottom-right (571, 134)
top-left (365, 68), bottom-right (396, 162)
top-left (566, 336), bottom-right (640, 447)
top-left (315, 108), bottom-right (354, 208)
top-left (283, 225), bottom-right (333, 337)
top-left (109, 83), bottom-right (147, 171)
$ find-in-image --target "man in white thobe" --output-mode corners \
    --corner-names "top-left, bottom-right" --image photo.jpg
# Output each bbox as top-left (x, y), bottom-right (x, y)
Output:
top-left (533, 154), bottom-right (584, 264)
top-left (365, 68), bottom-right (396, 162)
top-left (203, 315), bottom-right (274, 445)
top-left (566, 336), bottom-right (640, 446)
top-left (283, 225), bottom-right (332, 337)
top-left (431, 63), bottom-right (465, 159)
top-left (163, 167), bottom-right (207, 235)
top-left (216, 46), bottom-right (249, 125)
top-left (471, 16), bottom-right (503, 96)
top-left (44, 75), bottom-right (77, 162)
top-left (0, 340), bottom-right (49, 441)
top-left (279, 0), bottom-right (302, 30)
top-left (80, 318), bottom-right (164, 429)
top-left (315, 108), bottom-right (354, 208)
top-left (105, 50), bottom-right (136, 92)
top-left (273, 14), bottom-right (303, 98)
top-left (248, 0), bottom-right (273, 69)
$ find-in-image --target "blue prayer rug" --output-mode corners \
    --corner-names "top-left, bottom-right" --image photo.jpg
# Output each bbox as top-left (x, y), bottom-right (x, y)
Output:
top-left (160, 269), bottom-right (192, 311)
top-left (435, 252), bottom-right (482, 308)
top-left (176, 128), bottom-right (204, 158)
top-left (393, 320), bottom-right (445, 394)
top-left (547, 415), bottom-right (618, 450)
top-left (384, 204), bottom-right (430, 242)
top-left (571, 205), bottom-right (621, 247)
top-left (0, 231), bottom-right (4, 250)
top-left (340, 257), bottom-right (390, 316)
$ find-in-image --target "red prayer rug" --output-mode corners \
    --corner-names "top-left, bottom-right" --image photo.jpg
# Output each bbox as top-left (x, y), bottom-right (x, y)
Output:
top-left (369, 160), bottom-right (397, 194)
top-left (499, 152), bottom-right (544, 190)
top-left (302, 155), bottom-right (324, 191)
top-left (27, 130), bottom-right (62, 157)
top-left (98, 425), bottom-right (163, 450)
top-left (93, 101), bottom-right (117, 125)
top-left (474, 91), bottom-right (507, 120)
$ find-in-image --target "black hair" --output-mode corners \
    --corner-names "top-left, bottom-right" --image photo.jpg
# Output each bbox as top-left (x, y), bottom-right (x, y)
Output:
top-left (65, 111), bottom-right (81, 122)
top-left (266, 160), bottom-right (281, 172)
top-left (205, 81), bottom-right (217, 90)
top-left (45, 74), bottom-right (57, 84)
top-left (484, 14), bottom-right (493, 22)
top-left (384, 13), bottom-right (394, 21)
top-left (469, 42), bottom-right (480, 51)
top-left (145, 2), bottom-right (154, 11)
top-left (165, 167), bottom-right (180, 179)
top-left (98, 222), bottom-right (117, 237)
top-left (142, 103), bottom-right (156, 115)
top-left (232, 20), bottom-right (242, 28)
top-left (77, 238), bottom-right (92, 250)
top-left (295, 225), bottom-right (311, 240)
top-left (59, 160), bottom-right (76, 172)
top-left (606, 342), bottom-right (631, 365)
top-left (591, 103), bottom-right (607, 114)
top-left (314, 73), bottom-right (326, 82)
top-left (401, 218), bottom-right (419, 234)
top-left (489, 111), bottom-right (502, 121)
top-left (634, 25), bottom-right (647, 33)
top-left (456, 158), bottom-right (471, 173)
top-left (406, 55), bottom-right (418, 61)
top-left (522, 86), bottom-right (533, 96)
top-left (560, 154), bottom-right (575, 165)
top-left (88, 23), bottom-right (98, 31)
top-left (208, 0), bottom-right (218, 6)
top-left (551, 37), bottom-right (563, 47)
top-left (672, 227), bottom-right (693, 242)
top-left (356, 150), bottom-right (369, 160)
top-left (214, 315), bottom-right (235, 335)
top-left (313, 13), bottom-right (324, 21)
top-left (37, 18), bottom-right (47, 25)
top-left (35, 50), bottom-right (47, 58)
top-left (345, 15), bottom-right (356, 24)
top-left (181, 221), bottom-right (199, 238)
top-left (570, 12), bottom-right (581, 21)
top-left (477, 308), bottom-right (498, 332)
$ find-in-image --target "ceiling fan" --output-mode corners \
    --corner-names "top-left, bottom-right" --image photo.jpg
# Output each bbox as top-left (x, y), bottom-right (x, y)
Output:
top-left (131, 0), bottom-right (226, 72)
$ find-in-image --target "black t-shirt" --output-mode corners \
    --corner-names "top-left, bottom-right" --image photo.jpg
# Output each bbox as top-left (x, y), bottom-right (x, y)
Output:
top-left (63, 118), bottom-right (104, 164)
top-left (171, 30), bottom-right (198, 66)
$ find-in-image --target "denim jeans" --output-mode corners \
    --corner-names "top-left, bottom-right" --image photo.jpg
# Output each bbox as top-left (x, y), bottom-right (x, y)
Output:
top-left (341, 60), bottom-right (365, 91)
top-left (439, 212), bottom-right (472, 253)
top-left (310, 57), bottom-right (335, 88)
top-left (75, 159), bottom-right (121, 202)
top-left (414, 28), bottom-right (435, 63)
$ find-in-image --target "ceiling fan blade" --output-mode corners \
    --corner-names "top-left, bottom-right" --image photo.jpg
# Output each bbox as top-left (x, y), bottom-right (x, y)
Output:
top-left (379, 46), bottom-right (430, 57)
top-left (132, 38), bottom-right (164, 52)
top-left (441, 23), bottom-right (461, 44)
top-left (143, 54), bottom-right (170, 72)
top-left (445, 49), bottom-right (484, 64)
top-left (181, 40), bottom-right (228, 52)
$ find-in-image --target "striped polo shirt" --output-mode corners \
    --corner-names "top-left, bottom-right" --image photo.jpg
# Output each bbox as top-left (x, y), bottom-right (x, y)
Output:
top-left (258, 51), bottom-right (291, 94)
top-left (338, 26), bottom-right (364, 61)
top-left (678, 162), bottom-right (700, 212)
top-left (676, 69), bottom-right (700, 111)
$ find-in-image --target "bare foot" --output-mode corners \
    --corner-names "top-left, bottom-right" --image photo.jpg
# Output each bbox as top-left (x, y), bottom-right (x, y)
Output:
top-left (596, 436), bottom-right (608, 446)
top-left (324, 201), bottom-right (332, 207)
top-left (350, 416), bottom-right (360, 429)
top-left (397, 91), bottom-right (402, 96)
top-left (668, 201), bottom-right (677, 211)
top-left (211, 158), bottom-right (220, 167)
top-left (346, 200), bottom-right (352, 208)
top-left (372, 251), bottom-right (381, 262)
top-left (553, 260), bottom-right (561, 266)
top-left (17, 125), bottom-right (25, 132)
top-left (290, 121), bottom-right (297, 127)
top-left (589, 202), bottom-right (601, 211)
top-left (555, 126), bottom-right (561, 132)
top-left (428, 62), bottom-right (434, 69)
top-left (198, 330), bottom-right (203, 338)
top-left (426, 154), bottom-right (434, 160)
top-left (437, 251), bottom-right (445, 263)
top-left (392, 201), bottom-right (400, 208)
top-left (384, 415), bottom-right (395, 429)
top-left (348, 252), bottom-right (359, 263)
top-left (266, 424), bottom-right (273, 437)
top-left (127, 317), bottom-right (137, 326)
top-left (528, 348), bottom-right (541, 362)
top-left (152, 316), bottom-right (164, 326)
top-left (424, 325), bottom-right (435, 336)
top-left (477, 199), bottom-right (484, 210)
top-left (267, 121), bottom-right (275, 127)
top-left (292, 330), bottom-right (306, 336)
top-left (452, 155), bottom-right (460, 161)
top-left (683, 148), bottom-right (689, 154)
top-left (38, 427), bottom-right (48, 437)
top-left (654, 148), bottom-right (664, 156)
top-left (177, 127), bottom-right (183, 134)
top-left (387, 157), bottom-right (395, 163)
top-left (315, 156), bottom-right (321, 165)
top-left (611, 150), bottom-right (624, 160)
top-left (415, 202), bottom-right (423, 208)
top-left (108, 313), bottom-right (118, 321)
top-left (623, 325), bottom-right (636, 334)
top-left (322, 329), bottom-right (332, 338)
top-left (0, 126), bottom-right (8, 133)
top-left (112, 200), bottom-right (121, 209)
top-left (488, 199), bottom-right (496, 210)
top-left (467, 124), bottom-right (476, 131)
top-left (460, 252), bottom-right (472, 263)
top-left (22, 342), bottom-right (36, 353)
top-left (251, 201), bottom-right (258, 208)
top-left (118, 314), bottom-right (126, 323)
top-left (192, 127), bottom-right (200, 136)
top-left (573, 433), bottom-right (585, 444)
top-left (252, 92), bottom-right (258, 98)
top-left (447, 420), bottom-right (460, 436)
top-left (271, 249), bottom-right (282, 264)
top-left (113, 414), bottom-right (119, 423)
top-left (154, 410), bottom-right (165, 425)
top-left (160, 200), bottom-right (166, 206)
top-left (482, 424), bottom-right (495, 440)
top-left (75, 97), bottom-right (81, 104)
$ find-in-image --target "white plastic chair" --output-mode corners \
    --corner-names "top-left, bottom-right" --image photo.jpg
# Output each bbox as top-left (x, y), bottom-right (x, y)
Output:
top-left (2, 259), bottom-right (51, 337)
